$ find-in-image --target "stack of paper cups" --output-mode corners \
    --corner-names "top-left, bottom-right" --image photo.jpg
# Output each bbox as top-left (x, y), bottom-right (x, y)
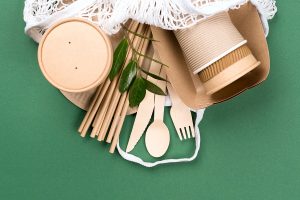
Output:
top-left (174, 12), bottom-right (260, 95)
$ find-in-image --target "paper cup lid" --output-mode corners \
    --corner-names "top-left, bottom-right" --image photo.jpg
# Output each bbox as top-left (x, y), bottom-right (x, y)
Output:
top-left (38, 18), bottom-right (112, 93)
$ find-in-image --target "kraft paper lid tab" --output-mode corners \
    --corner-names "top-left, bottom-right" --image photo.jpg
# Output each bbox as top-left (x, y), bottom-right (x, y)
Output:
top-left (38, 18), bottom-right (113, 93)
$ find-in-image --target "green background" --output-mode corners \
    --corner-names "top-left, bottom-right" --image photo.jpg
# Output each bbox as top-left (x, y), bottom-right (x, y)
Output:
top-left (1, 1), bottom-right (299, 199)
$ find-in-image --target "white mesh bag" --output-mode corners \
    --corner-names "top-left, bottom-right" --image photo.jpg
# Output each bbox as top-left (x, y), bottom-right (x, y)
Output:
top-left (24, 0), bottom-right (277, 42)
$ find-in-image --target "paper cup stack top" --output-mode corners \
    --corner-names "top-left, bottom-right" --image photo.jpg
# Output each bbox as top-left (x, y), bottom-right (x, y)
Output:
top-left (174, 12), bottom-right (261, 95)
top-left (38, 18), bottom-right (113, 93)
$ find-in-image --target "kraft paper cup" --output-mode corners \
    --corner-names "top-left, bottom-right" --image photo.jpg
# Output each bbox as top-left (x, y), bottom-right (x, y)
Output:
top-left (174, 12), bottom-right (260, 95)
top-left (199, 44), bottom-right (260, 94)
top-left (38, 18), bottom-right (113, 93)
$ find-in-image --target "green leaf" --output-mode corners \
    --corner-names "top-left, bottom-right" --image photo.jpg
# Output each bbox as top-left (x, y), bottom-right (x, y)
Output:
top-left (141, 69), bottom-right (169, 82)
top-left (108, 39), bottom-right (128, 80)
top-left (129, 77), bottom-right (147, 107)
top-left (143, 78), bottom-right (166, 96)
top-left (119, 61), bottom-right (137, 93)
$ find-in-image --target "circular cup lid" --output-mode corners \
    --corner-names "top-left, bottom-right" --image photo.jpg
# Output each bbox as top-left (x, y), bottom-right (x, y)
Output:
top-left (38, 18), bottom-right (112, 93)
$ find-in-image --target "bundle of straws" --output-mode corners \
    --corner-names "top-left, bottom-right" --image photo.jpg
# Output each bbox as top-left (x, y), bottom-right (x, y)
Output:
top-left (78, 21), bottom-right (151, 153)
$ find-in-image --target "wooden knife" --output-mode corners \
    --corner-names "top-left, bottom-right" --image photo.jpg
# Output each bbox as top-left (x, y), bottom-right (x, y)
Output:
top-left (126, 53), bottom-right (162, 153)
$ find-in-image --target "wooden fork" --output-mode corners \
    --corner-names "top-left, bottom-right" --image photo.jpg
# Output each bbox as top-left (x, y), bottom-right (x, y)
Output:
top-left (167, 82), bottom-right (195, 140)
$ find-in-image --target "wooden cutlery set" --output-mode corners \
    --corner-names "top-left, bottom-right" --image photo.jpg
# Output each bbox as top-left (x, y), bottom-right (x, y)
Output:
top-left (126, 59), bottom-right (195, 157)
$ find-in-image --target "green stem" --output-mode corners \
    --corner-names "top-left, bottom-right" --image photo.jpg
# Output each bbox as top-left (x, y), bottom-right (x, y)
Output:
top-left (132, 48), bottom-right (168, 67)
top-left (121, 24), bottom-right (159, 42)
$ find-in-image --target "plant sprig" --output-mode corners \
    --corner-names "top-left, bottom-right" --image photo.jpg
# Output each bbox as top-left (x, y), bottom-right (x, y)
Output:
top-left (108, 24), bottom-right (167, 107)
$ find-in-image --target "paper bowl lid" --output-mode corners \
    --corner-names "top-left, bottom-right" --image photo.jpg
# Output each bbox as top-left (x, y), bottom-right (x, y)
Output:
top-left (38, 18), bottom-right (112, 93)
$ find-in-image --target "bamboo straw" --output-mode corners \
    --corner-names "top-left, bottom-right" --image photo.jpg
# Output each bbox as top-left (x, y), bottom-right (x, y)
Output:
top-left (92, 100), bottom-right (101, 128)
top-left (105, 92), bottom-right (128, 142)
top-left (106, 27), bottom-right (151, 143)
top-left (97, 87), bottom-right (121, 141)
top-left (78, 84), bottom-right (103, 133)
top-left (92, 111), bottom-right (105, 136)
top-left (92, 102), bottom-right (102, 129)
top-left (79, 80), bottom-right (110, 137)
top-left (109, 95), bottom-right (129, 153)
top-left (99, 25), bottom-right (148, 141)
top-left (90, 78), bottom-right (117, 137)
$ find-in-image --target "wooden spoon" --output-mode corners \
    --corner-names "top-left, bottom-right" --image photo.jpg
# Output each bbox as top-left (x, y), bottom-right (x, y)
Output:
top-left (145, 69), bottom-right (169, 158)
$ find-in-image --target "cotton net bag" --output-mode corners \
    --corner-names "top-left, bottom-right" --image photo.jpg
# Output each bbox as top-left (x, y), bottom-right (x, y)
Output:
top-left (23, 0), bottom-right (277, 167)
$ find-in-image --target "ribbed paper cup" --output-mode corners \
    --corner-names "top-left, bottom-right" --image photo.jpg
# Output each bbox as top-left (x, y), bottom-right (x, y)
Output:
top-left (174, 12), bottom-right (260, 95)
